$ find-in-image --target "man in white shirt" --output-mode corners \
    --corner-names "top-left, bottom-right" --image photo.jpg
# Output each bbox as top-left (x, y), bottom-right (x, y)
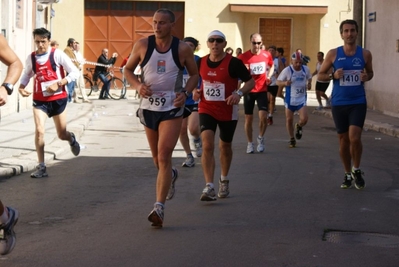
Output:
top-left (73, 41), bottom-right (91, 103)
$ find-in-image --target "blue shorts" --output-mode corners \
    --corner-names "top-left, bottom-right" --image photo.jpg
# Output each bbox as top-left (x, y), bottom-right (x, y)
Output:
top-left (136, 107), bottom-right (184, 131)
top-left (33, 98), bottom-right (68, 118)
top-left (199, 113), bottom-right (237, 143)
top-left (284, 102), bottom-right (306, 113)
top-left (331, 104), bottom-right (367, 134)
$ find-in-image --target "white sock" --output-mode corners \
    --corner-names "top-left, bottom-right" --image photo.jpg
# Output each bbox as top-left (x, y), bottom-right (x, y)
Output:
top-left (220, 176), bottom-right (228, 181)
top-left (206, 183), bottom-right (214, 188)
top-left (0, 208), bottom-right (9, 224)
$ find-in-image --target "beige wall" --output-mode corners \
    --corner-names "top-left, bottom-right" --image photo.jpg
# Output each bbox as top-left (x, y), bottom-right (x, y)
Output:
top-left (365, 0), bottom-right (399, 117)
top-left (51, 1), bottom-right (84, 53)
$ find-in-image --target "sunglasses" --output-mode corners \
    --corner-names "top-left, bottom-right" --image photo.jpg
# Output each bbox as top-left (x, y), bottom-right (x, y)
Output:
top-left (208, 38), bottom-right (224, 43)
top-left (252, 42), bottom-right (262, 45)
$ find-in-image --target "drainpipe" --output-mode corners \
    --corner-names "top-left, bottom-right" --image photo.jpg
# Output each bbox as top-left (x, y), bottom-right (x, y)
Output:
top-left (353, 0), bottom-right (363, 46)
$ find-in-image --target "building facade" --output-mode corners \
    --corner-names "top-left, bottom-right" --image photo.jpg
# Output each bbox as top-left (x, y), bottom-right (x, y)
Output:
top-left (1, 0), bottom-right (398, 118)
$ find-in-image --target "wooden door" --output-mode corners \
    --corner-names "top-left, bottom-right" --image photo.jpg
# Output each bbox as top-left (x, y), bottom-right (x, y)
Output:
top-left (259, 18), bottom-right (291, 57)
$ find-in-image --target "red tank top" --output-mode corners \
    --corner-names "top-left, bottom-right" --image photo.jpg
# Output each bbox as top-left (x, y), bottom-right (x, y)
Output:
top-left (32, 48), bottom-right (67, 101)
top-left (199, 54), bottom-right (239, 121)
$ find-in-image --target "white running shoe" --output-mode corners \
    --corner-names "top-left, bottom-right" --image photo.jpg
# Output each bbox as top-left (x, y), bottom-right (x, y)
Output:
top-left (246, 142), bottom-right (254, 154)
top-left (257, 136), bottom-right (265, 153)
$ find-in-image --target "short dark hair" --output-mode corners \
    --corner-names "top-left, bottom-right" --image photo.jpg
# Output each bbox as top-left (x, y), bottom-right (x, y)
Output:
top-left (339, 19), bottom-right (358, 34)
top-left (67, 38), bottom-right (75, 46)
top-left (155, 8), bottom-right (175, 23)
top-left (277, 47), bottom-right (284, 55)
top-left (268, 45), bottom-right (276, 51)
top-left (183, 37), bottom-right (199, 48)
top-left (33, 27), bottom-right (51, 40)
top-left (317, 51), bottom-right (324, 57)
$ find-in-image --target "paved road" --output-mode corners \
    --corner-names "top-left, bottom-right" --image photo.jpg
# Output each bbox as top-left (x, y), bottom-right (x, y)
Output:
top-left (1, 97), bottom-right (398, 266)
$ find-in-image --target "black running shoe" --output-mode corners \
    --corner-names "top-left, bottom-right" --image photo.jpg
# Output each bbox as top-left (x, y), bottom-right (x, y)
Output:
top-left (352, 169), bottom-right (365, 189)
top-left (289, 138), bottom-right (296, 148)
top-left (340, 173), bottom-right (353, 189)
top-left (295, 123), bottom-right (302, 140)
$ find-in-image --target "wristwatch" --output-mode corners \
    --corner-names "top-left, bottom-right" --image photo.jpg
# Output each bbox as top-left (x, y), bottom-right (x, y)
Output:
top-left (57, 81), bottom-right (63, 87)
top-left (2, 83), bottom-right (14, 95)
top-left (181, 90), bottom-right (190, 97)
top-left (235, 90), bottom-right (243, 97)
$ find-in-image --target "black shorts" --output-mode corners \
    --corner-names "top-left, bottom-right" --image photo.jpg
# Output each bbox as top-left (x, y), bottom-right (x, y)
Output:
top-left (331, 104), bottom-right (367, 134)
top-left (243, 92), bottom-right (268, 115)
top-left (183, 104), bottom-right (198, 118)
top-left (268, 85), bottom-right (278, 97)
top-left (199, 113), bottom-right (237, 143)
top-left (33, 98), bottom-right (67, 118)
top-left (316, 81), bottom-right (330, 92)
top-left (136, 107), bottom-right (184, 131)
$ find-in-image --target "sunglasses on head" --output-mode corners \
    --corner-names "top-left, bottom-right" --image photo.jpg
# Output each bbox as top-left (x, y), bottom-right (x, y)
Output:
top-left (252, 42), bottom-right (262, 45)
top-left (208, 38), bottom-right (224, 43)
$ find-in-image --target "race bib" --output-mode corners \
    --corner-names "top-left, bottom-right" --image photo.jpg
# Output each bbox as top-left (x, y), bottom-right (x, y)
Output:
top-left (339, 70), bottom-right (361, 86)
top-left (203, 81), bottom-right (225, 101)
top-left (41, 80), bottom-right (62, 97)
top-left (141, 90), bottom-right (174, 111)
top-left (249, 62), bottom-right (266, 75)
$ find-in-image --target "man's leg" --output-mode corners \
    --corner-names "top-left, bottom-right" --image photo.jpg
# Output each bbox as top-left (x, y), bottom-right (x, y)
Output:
top-left (285, 108), bottom-right (294, 139)
top-left (244, 114), bottom-right (254, 143)
top-left (78, 70), bottom-right (90, 102)
top-left (219, 140), bottom-right (233, 177)
top-left (201, 129), bottom-right (216, 184)
top-left (66, 81), bottom-right (75, 102)
top-left (179, 117), bottom-right (195, 167)
top-left (188, 111), bottom-right (202, 157)
top-left (349, 125), bottom-right (363, 169)
top-left (32, 108), bottom-right (48, 164)
top-left (146, 118), bottom-right (182, 204)
top-left (338, 132), bottom-right (352, 172)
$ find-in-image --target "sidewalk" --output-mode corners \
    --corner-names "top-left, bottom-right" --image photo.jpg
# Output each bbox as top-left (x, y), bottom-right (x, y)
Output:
top-left (0, 101), bottom-right (93, 177)
top-left (1, 92), bottom-right (398, 178)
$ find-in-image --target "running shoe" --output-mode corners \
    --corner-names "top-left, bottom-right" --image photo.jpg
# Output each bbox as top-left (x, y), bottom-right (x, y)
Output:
top-left (70, 132), bottom-right (80, 156)
top-left (246, 142), bottom-right (254, 154)
top-left (289, 138), bottom-right (296, 148)
top-left (200, 185), bottom-right (217, 201)
top-left (166, 167), bottom-right (178, 200)
top-left (0, 207), bottom-right (19, 255)
top-left (147, 204), bottom-right (164, 227)
top-left (315, 106), bottom-right (323, 111)
top-left (341, 173), bottom-right (353, 189)
top-left (30, 165), bottom-right (48, 178)
top-left (218, 179), bottom-right (230, 198)
top-left (182, 155), bottom-right (195, 167)
top-left (194, 138), bottom-right (202, 157)
top-left (352, 169), bottom-right (365, 189)
top-left (257, 136), bottom-right (265, 153)
top-left (295, 123), bottom-right (303, 140)
top-left (267, 116), bottom-right (273, 125)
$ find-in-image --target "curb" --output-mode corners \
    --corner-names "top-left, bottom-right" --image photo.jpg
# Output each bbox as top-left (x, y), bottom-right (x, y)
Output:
top-left (312, 109), bottom-right (399, 138)
top-left (0, 105), bottom-right (93, 178)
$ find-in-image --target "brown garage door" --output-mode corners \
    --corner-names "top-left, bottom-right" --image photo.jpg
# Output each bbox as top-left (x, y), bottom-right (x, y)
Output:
top-left (259, 18), bottom-right (291, 58)
top-left (84, 1), bottom-right (184, 70)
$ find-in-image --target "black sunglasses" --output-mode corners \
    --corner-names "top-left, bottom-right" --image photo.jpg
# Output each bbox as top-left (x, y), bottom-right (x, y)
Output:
top-left (252, 42), bottom-right (262, 45)
top-left (208, 38), bottom-right (224, 43)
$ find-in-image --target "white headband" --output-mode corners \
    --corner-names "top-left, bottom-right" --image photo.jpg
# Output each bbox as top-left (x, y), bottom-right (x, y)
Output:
top-left (207, 30), bottom-right (226, 40)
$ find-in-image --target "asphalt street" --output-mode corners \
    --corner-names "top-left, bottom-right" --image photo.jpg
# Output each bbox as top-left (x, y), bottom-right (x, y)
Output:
top-left (0, 92), bottom-right (398, 266)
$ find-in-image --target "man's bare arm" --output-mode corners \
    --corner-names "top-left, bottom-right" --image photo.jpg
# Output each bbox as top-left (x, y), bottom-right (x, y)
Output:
top-left (318, 49), bottom-right (336, 81)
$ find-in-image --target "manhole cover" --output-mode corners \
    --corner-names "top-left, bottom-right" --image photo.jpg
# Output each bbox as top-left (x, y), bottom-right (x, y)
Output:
top-left (323, 230), bottom-right (399, 248)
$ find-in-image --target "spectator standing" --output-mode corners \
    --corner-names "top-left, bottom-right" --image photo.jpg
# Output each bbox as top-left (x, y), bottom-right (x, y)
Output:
top-left (73, 41), bottom-right (91, 103)
top-left (63, 38), bottom-right (80, 103)
top-left (94, 48), bottom-right (118, 99)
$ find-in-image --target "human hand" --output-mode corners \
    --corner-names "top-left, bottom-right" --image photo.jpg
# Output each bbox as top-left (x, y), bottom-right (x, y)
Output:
top-left (226, 92), bottom-right (241, 105)
top-left (173, 92), bottom-right (186, 107)
top-left (18, 88), bottom-right (32, 97)
top-left (139, 83), bottom-right (152, 98)
top-left (334, 68), bottom-right (344, 79)
top-left (0, 88), bottom-right (8, 106)
top-left (192, 89), bottom-right (201, 102)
